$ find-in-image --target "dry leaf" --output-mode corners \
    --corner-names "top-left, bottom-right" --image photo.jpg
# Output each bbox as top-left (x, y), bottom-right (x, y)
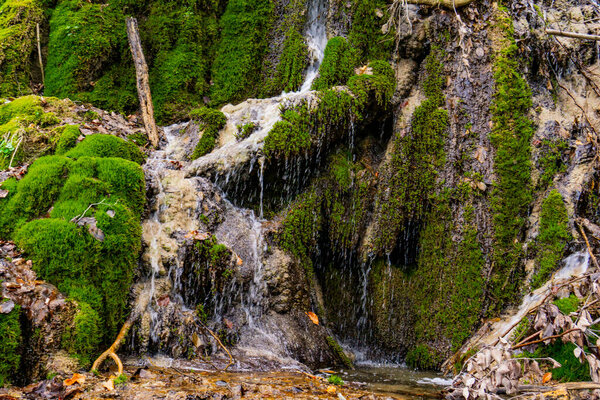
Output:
top-left (306, 311), bottom-right (319, 325)
top-left (542, 372), bottom-right (552, 384)
top-left (102, 379), bottom-right (114, 391)
top-left (64, 373), bottom-right (86, 386)
top-left (326, 385), bottom-right (337, 394)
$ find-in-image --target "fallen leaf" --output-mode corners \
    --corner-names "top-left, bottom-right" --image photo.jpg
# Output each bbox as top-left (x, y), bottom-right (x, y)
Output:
top-left (306, 311), bottom-right (319, 325)
top-left (102, 379), bottom-right (114, 391)
top-left (326, 386), bottom-right (337, 394)
top-left (542, 372), bottom-right (552, 384)
top-left (64, 373), bottom-right (86, 386)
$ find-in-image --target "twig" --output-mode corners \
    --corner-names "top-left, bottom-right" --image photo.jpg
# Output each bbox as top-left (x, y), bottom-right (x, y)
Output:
top-left (513, 330), bottom-right (543, 348)
top-left (578, 221), bottom-right (600, 269)
top-left (197, 320), bottom-right (235, 371)
top-left (546, 28), bottom-right (600, 41)
top-left (512, 328), bottom-right (581, 350)
top-left (8, 134), bottom-right (23, 169)
top-left (36, 23), bottom-right (45, 86)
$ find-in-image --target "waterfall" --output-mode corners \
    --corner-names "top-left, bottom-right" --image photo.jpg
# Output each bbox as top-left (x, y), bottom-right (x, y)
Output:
top-left (299, 0), bottom-right (328, 93)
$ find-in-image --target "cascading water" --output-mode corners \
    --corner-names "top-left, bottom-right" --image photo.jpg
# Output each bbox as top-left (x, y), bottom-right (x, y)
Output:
top-left (133, 0), bottom-right (333, 366)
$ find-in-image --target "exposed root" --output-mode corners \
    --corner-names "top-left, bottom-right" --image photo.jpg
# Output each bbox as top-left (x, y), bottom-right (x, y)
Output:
top-left (91, 319), bottom-right (133, 375)
top-left (198, 320), bottom-right (235, 371)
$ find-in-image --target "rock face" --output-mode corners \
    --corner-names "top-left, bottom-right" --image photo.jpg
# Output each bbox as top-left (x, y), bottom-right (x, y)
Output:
top-left (0, 242), bottom-right (77, 383)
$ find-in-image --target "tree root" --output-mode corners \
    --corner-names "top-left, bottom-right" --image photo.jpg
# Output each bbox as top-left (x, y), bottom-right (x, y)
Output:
top-left (405, 0), bottom-right (474, 8)
top-left (91, 319), bottom-right (133, 375)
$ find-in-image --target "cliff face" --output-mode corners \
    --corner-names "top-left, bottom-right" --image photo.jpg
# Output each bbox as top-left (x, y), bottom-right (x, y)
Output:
top-left (0, 0), bottom-right (599, 384)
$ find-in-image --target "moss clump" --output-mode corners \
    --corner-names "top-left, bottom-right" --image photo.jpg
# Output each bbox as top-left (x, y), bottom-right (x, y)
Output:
top-left (235, 122), bottom-right (257, 141)
top-left (189, 107), bottom-right (227, 159)
top-left (489, 7), bottom-right (534, 309)
top-left (348, 0), bottom-right (393, 63)
top-left (406, 344), bottom-right (443, 371)
top-left (553, 294), bottom-right (579, 315)
top-left (0, 303), bottom-right (21, 387)
top-left (347, 60), bottom-right (396, 107)
top-left (0, 0), bottom-right (44, 97)
top-left (273, 29), bottom-right (308, 93)
top-left (312, 37), bottom-right (356, 91)
top-left (326, 336), bottom-right (353, 369)
top-left (65, 134), bottom-right (145, 165)
top-left (524, 342), bottom-right (590, 382)
top-left (531, 190), bottom-right (570, 288)
top-left (263, 106), bottom-right (311, 159)
top-left (0, 135), bottom-right (144, 366)
top-left (55, 125), bottom-right (81, 155)
top-left (373, 48), bottom-right (447, 253)
top-left (210, 0), bottom-right (274, 105)
top-left (537, 139), bottom-right (568, 190)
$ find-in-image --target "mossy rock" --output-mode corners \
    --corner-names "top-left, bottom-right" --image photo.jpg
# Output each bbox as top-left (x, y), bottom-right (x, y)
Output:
top-left (312, 37), bottom-right (356, 91)
top-left (189, 107), bottom-right (227, 159)
top-left (0, 303), bottom-right (21, 387)
top-left (65, 134), bottom-right (145, 165)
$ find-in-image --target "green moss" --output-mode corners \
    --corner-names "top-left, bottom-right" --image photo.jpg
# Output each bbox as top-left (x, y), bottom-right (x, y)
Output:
top-left (114, 373), bottom-right (128, 385)
top-left (531, 190), bottom-right (570, 288)
top-left (312, 37), bottom-right (356, 91)
top-left (405, 344), bottom-right (443, 371)
top-left (189, 107), bottom-right (227, 159)
top-left (326, 336), bottom-right (353, 369)
top-left (263, 118), bottom-right (310, 159)
top-left (210, 0), bottom-right (274, 105)
top-left (0, 135), bottom-right (145, 364)
top-left (524, 342), bottom-right (590, 382)
top-left (537, 139), bottom-right (568, 190)
top-left (55, 125), bottom-right (81, 155)
top-left (235, 122), bottom-right (257, 141)
top-left (347, 0), bottom-right (393, 63)
top-left (553, 294), bottom-right (579, 315)
top-left (0, 0), bottom-right (44, 97)
top-left (273, 28), bottom-right (308, 93)
top-left (327, 375), bottom-right (344, 385)
top-left (0, 303), bottom-right (21, 387)
top-left (373, 48), bottom-right (447, 254)
top-left (127, 132), bottom-right (149, 147)
top-left (65, 134), bottom-right (145, 164)
top-left (0, 95), bottom-right (42, 125)
top-left (489, 8), bottom-right (534, 309)
top-left (347, 60), bottom-right (396, 107)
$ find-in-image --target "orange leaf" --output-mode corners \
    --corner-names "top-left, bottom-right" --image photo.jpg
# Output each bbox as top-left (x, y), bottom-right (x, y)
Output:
top-left (326, 385), bottom-right (337, 394)
top-left (64, 373), bottom-right (86, 386)
top-left (542, 372), bottom-right (552, 384)
top-left (306, 311), bottom-right (319, 325)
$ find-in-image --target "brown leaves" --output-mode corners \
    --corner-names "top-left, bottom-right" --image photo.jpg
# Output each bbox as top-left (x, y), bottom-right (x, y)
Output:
top-left (185, 230), bottom-right (210, 241)
top-left (542, 372), bottom-right (552, 384)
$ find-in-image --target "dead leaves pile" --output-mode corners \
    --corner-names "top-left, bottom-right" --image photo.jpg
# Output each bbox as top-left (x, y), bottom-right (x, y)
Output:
top-left (450, 271), bottom-right (600, 399)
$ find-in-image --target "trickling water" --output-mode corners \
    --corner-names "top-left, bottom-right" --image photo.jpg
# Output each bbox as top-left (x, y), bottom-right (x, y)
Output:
top-left (300, 0), bottom-right (329, 92)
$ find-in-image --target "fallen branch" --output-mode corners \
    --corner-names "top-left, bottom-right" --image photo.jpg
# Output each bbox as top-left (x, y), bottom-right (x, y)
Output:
top-left (126, 17), bottom-right (160, 148)
top-left (197, 319), bottom-right (235, 371)
top-left (512, 328), bottom-right (581, 350)
top-left (579, 217), bottom-right (600, 241)
top-left (36, 23), bottom-right (45, 86)
top-left (546, 28), bottom-right (600, 41)
top-left (91, 318), bottom-right (133, 375)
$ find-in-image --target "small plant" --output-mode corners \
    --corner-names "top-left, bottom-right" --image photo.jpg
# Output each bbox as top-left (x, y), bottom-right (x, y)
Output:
top-left (234, 122), bottom-right (257, 141)
top-left (114, 373), bottom-right (128, 385)
top-left (328, 375), bottom-right (344, 385)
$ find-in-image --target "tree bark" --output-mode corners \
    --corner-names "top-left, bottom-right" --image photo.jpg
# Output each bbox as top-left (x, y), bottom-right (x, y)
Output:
top-left (126, 17), bottom-right (160, 148)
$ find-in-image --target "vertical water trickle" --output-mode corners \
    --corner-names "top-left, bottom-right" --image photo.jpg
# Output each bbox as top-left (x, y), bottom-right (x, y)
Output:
top-left (299, 0), bottom-right (328, 93)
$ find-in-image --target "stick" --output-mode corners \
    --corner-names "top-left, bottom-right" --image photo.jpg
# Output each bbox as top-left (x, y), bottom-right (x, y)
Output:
top-left (511, 328), bottom-right (581, 350)
top-left (36, 23), bottom-right (45, 86)
top-left (126, 17), bottom-right (160, 148)
top-left (405, 0), bottom-right (473, 8)
top-left (546, 28), bottom-right (600, 41)
top-left (91, 318), bottom-right (133, 375)
top-left (197, 320), bottom-right (235, 371)
top-left (578, 221), bottom-right (600, 269)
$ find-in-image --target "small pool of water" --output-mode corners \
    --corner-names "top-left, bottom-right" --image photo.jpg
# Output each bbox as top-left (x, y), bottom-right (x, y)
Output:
top-left (338, 365), bottom-right (451, 398)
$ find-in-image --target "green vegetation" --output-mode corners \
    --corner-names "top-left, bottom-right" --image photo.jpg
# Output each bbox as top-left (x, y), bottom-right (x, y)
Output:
top-left (326, 336), bottom-right (353, 369)
top-left (531, 190), bottom-right (570, 288)
top-left (553, 294), bottom-right (579, 315)
top-left (189, 107), bottom-right (227, 159)
top-left (274, 29), bottom-right (308, 93)
top-left (348, 0), bottom-right (393, 63)
top-left (0, 0), bottom-right (44, 97)
top-left (0, 134), bottom-right (145, 367)
top-left (347, 60), bottom-right (396, 107)
top-left (328, 375), bottom-right (344, 385)
top-left (235, 122), bottom-right (257, 141)
top-left (114, 373), bottom-right (128, 385)
top-left (312, 37), bottom-right (356, 91)
top-left (210, 0), bottom-right (274, 105)
top-left (0, 303), bottom-right (21, 387)
top-left (537, 139), bottom-right (568, 190)
top-left (489, 8), bottom-right (534, 309)
top-left (406, 344), bottom-right (443, 371)
top-left (373, 48), bottom-right (447, 254)
top-left (524, 342), bottom-right (590, 382)
top-left (263, 105), bottom-right (311, 159)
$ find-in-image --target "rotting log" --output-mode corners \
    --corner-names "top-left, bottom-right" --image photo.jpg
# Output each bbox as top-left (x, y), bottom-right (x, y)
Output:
top-left (126, 17), bottom-right (160, 148)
